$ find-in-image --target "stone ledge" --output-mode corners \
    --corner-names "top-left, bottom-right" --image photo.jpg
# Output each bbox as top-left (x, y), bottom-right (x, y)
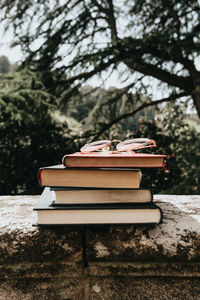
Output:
top-left (0, 194), bottom-right (199, 265)
top-left (0, 261), bottom-right (200, 280)
top-left (0, 194), bottom-right (200, 299)
top-left (0, 276), bottom-right (200, 300)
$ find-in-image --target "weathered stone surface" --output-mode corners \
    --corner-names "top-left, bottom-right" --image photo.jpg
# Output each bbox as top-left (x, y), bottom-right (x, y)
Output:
top-left (0, 277), bottom-right (199, 300)
top-left (0, 195), bottom-right (200, 265)
top-left (85, 195), bottom-right (200, 262)
top-left (88, 277), bottom-right (200, 300)
top-left (0, 194), bottom-right (200, 299)
top-left (0, 195), bottom-right (83, 263)
top-left (0, 278), bottom-right (86, 300)
top-left (0, 261), bottom-right (85, 280)
top-left (88, 261), bottom-right (200, 277)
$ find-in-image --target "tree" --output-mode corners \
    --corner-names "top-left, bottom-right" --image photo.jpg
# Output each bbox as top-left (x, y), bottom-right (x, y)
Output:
top-left (130, 102), bottom-right (200, 195)
top-left (81, 86), bottom-right (156, 139)
top-left (0, 56), bottom-right (10, 74)
top-left (1, 0), bottom-right (200, 132)
top-left (0, 70), bottom-right (76, 194)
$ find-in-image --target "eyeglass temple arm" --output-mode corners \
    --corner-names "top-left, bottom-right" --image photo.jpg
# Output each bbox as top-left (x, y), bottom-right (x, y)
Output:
top-left (134, 140), bottom-right (157, 149)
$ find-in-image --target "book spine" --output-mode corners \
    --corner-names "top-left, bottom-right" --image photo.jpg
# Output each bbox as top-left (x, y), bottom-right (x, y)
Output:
top-left (37, 169), bottom-right (43, 187)
top-left (150, 189), bottom-right (153, 202)
top-left (158, 205), bottom-right (163, 224)
top-left (151, 202), bottom-right (163, 224)
top-left (62, 155), bottom-right (67, 166)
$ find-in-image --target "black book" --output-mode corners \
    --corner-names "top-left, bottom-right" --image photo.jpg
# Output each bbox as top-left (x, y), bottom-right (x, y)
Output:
top-left (34, 188), bottom-right (163, 225)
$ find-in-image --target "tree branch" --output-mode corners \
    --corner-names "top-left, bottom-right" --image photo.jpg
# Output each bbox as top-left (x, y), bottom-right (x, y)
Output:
top-left (85, 91), bottom-right (190, 140)
top-left (106, 0), bottom-right (118, 44)
top-left (91, 0), bottom-right (107, 14)
top-left (123, 59), bottom-right (193, 91)
top-left (65, 58), bottom-right (116, 84)
top-left (97, 81), bottom-right (136, 109)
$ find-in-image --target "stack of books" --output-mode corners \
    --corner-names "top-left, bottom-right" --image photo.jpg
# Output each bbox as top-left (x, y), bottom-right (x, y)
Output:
top-left (34, 152), bottom-right (166, 225)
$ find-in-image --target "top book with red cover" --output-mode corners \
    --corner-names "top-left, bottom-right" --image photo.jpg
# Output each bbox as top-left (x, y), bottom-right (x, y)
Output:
top-left (62, 152), bottom-right (166, 168)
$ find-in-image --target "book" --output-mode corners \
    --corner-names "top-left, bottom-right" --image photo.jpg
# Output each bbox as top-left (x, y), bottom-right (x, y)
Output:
top-left (51, 187), bottom-right (153, 204)
top-left (34, 188), bottom-right (162, 225)
top-left (38, 165), bottom-right (142, 188)
top-left (62, 152), bottom-right (166, 168)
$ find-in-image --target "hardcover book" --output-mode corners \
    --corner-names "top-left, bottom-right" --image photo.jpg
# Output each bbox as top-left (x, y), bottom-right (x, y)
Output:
top-left (38, 165), bottom-right (142, 188)
top-left (34, 188), bottom-right (162, 225)
top-left (50, 187), bottom-right (153, 204)
top-left (62, 152), bottom-right (166, 168)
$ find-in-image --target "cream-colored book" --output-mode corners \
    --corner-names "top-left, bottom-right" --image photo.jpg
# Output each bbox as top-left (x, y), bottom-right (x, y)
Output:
top-left (38, 165), bottom-right (142, 188)
top-left (51, 188), bottom-right (153, 204)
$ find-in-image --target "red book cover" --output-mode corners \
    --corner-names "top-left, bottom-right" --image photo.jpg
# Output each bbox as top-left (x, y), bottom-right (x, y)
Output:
top-left (62, 152), bottom-right (166, 168)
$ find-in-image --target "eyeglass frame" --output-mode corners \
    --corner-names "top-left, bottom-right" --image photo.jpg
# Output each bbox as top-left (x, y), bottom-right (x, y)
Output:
top-left (80, 138), bottom-right (157, 153)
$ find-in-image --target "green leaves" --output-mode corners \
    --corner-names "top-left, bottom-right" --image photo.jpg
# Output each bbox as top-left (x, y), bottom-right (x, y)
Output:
top-left (131, 102), bottom-right (200, 194)
top-left (0, 71), bottom-right (76, 194)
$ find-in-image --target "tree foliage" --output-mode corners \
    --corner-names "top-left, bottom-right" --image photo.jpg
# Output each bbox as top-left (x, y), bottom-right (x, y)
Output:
top-left (129, 107), bottom-right (200, 195)
top-left (0, 70), bottom-right (199, 194)
top-left (0, 70), bottom-right (76, 194)
top-left (0, 55), bottom-right (10, 74)
top-left (81, 86), bottom-right (155, 140)
top-left (101, 100), bottom-right (200, 195)
top-left (1, 0), bottom-right (200, 124)
top-left (0, 1), bottom-right (200, 195)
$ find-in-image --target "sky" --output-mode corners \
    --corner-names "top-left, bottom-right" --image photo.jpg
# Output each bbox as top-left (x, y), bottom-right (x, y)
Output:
top-left (0, 29), bottom-right (195, 114)
top-left (0, 25), bottom-right (23, 63)
top-left (0, 25), bottom-right (122, 88)
top-left (0, 24), bottom-right (198, 114)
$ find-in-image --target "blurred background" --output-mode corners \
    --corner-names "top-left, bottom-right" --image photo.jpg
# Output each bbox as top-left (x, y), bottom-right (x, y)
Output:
top-left (0, 0), bottom-right (199, 195)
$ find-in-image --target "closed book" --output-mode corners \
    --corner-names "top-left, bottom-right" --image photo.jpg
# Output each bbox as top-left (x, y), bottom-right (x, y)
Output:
top-left (62, 152), bottom-right (166, 168)
top-left (34, 188), bottom-right (162, 225)
top-left (38, 165), bottom-right (142, 188)
top-left (50, 187), bottom-right (153, 204)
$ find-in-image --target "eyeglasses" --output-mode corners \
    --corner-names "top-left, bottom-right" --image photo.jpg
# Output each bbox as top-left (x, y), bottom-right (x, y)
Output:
top-left (80, 138), bottom-right (157, 153)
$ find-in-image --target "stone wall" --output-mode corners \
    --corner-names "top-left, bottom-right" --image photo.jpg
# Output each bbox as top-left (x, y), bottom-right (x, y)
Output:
top-left (0, 195), bottom-right (200, 299)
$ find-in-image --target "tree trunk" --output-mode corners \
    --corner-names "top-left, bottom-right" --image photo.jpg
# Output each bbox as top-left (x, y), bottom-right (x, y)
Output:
top-left (192, 83), bottom-right (200, 118)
